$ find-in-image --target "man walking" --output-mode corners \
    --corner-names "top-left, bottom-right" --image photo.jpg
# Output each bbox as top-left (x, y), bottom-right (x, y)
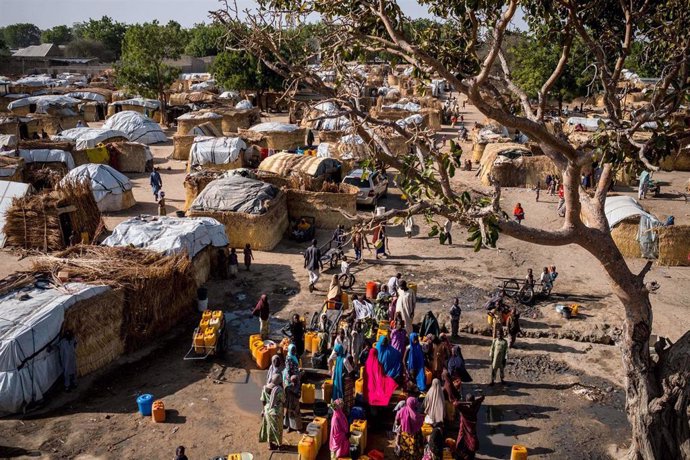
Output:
top-left (150, 167), bottom-right (163, 199)
top-left (489, 328), bottom-right (508, 385)
top-left (304, 239), bottom-right (323, 292)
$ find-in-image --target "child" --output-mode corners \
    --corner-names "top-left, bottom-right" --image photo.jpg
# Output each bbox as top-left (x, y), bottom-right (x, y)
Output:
top-left (229, 248), bottom-right (239, 278)
top-left (340, 255), bottom-right (350, 276)
top-left (534, 181), bottom-right (541, 202)
top-left (513, 203), bottom-right (525, 224)
top-left (449, 297), bottom-right (462, 338)
top-left (244, 243), bottom-right (254, 271)
top-left (157, 191), bottom-right (167, 216)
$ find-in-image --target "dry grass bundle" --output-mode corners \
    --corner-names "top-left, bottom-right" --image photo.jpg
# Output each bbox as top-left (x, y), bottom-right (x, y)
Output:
top-left (288, 172), bottom-right (325, 192)
top-left (656, 225), bottom-right (690, 266)
top-left (183, 170), bottom-right (226, 210)
top-left (63, 288), bottom-right (125, 376)
top-left (478, 143), bottom-right (559, 187)
top-left (206, 107), bottom-right (260, 133)
top-left (188, 191), bottom-right (288, 251)
top-left (106, 141), bottom-right (150, 173)
top-left (3, 180), bottom-right (102, 251)
top-left (286, 183), bottom-right (358, 229)
top-left (172, 134), bottom-right (195, 160)
top-left (611, 218), bottom-right (643, 258)
top-left (32, 245), bottom-right (198, 352)
top-left (25, 163), bottom-right (68, 190)
top-left (238, 127), bottom-right (306, 150)
top-left (659, 137), bottom-right (690, 172)
top-left (472, 143), bottom-right (486, 163)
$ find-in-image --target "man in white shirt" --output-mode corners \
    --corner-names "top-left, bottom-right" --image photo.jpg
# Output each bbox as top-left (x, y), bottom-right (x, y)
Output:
top-left (352, 294), bottom-right (374, 321)
top-left (388, 273), bottom-right (402, 294)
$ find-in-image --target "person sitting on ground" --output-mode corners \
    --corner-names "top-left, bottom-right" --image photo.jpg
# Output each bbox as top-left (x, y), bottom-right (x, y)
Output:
top-left (513, 202), bottom-right (525, 224)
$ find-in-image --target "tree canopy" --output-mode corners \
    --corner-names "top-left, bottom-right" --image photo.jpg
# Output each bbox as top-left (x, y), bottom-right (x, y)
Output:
top-left (41, 25), bottom-right (74, 45)
top-left (184, 23), bottom-right (225, 57)
top-left (73, 16), bottom-right (128, 60)
top-left (212, 50), bottom-right (284, 92)
top-left (1, 23), bottom-right (41, 48)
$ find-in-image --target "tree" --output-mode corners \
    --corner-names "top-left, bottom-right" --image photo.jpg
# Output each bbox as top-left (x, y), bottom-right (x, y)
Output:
top-left (212, 51), bottom-right (284, 92)
top-left (0, 37), bottom-right (9, 58)
top-left (185, 23), bottom-right (225, 57)
top-left (2, 23), bottom-right (41, 48)
top-left (116, 21), bottom-right (187, 123)
top-left (73, 16), bottom-right (128, 60)
top-left (41, 25), bottom-right (74, 45)
top-left (64, 39), bottom-right (113, 62)
top-left (217, 1), bottom-right (690, 459)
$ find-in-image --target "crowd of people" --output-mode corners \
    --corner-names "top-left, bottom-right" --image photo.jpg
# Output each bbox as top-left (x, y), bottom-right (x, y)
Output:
top-left (252, 265), bottom-right (529, 459)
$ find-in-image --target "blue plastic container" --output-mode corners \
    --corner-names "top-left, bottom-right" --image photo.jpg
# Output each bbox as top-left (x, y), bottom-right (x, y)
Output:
top-left (136, 394), bottom-right (154, 416)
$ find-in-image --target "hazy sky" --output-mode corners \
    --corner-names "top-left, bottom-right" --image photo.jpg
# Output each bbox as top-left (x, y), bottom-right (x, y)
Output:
top-left (0, 0), bottom-right (437, 28)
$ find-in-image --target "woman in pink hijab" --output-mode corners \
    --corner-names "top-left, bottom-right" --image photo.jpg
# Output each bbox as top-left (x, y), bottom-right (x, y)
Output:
top-left (364, 348), bottom-right (398, 406)
top-left (329, 399), bottom-right (350, 457)
top-left (395, 397), bottom-right (425, 457)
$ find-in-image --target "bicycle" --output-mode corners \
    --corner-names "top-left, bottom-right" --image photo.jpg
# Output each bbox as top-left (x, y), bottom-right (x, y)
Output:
top-left (339, 272), bottom-right (355, 289)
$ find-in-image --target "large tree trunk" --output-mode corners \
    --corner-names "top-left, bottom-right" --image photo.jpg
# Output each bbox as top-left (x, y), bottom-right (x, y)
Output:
top-left (581, 234), bottom-right (690, 459)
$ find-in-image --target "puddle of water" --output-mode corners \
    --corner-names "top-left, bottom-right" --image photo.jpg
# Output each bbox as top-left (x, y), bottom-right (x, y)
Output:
top-left (232, 370), bottom-right (266, 414)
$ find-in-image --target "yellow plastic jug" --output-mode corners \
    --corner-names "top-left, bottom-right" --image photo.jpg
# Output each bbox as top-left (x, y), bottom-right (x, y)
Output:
top-left (301, 384), bottom-right (315, 404)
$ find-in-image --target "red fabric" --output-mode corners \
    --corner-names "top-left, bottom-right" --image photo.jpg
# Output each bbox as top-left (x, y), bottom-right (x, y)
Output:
top-left (364, 348), bottom-right (398, 406)
top-left (456, 396), bottom-right (484, 454)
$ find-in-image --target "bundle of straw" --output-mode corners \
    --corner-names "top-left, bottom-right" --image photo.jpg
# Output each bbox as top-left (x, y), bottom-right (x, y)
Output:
top-left (24, 164), bottom-right (66, 190)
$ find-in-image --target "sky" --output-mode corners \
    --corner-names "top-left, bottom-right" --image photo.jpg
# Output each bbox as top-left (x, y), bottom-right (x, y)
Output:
top-left (0, 0), bottom-right (437, 28)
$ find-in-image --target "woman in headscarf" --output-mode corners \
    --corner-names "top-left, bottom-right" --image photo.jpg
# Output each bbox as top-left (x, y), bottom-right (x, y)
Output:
top-left (448, 345), bottom-right (473, 383)
top-left (364, 347), bottom-right (398, 406)
top-left (423, 426), bottom-right (445, 460)
top-left (283, 374), bottom-right (302, 432)
top-left (395, 281), bottom-right (416, 335)
top-left (288, 314), bottom-right (305, 357)
top-left (283, 344), bottom-right (300, 385)
top-left (431, 334), bottom-right (451, 379)
top-left (456, 394), bottom-right (485, 460)
top-left (419, 311), bottom-right (440, 338)
top-left (442, 369), bottom-right (462, 405)
top-left (395, 397), bottom-right (425, 458)
top-left (329, 343), bottom-right (347, 401)
top-left (348, 322), bottom-right (364, 361)
top-left (252, 294), bottom-right (270, 339)
top-left (423, 378), bottom-right (445, 425)
top-left (259, 373), bottom-right (284, 450)
top-left (266, 355), bottom-right (284, 386)
top-left (404, 333), bottom-right (427, 392)
top-left (376, 335), bottom-right (402, 379)
top-left (372, 223), bottom-right (387, 259)
top-left (390, 313), bottom-right (407, 354)
top-left (329, 399), bottom-right (350, 458)
top-left (327, 274), bottom-right (342, 302)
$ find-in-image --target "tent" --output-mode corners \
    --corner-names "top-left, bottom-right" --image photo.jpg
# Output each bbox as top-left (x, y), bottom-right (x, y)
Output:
top-left (191, 175), bottom-right (278, 215)
top-left (52, 127), bottom-right (129, 150)
top-left (103, 111), bottom-right (167, 145)
top-left (605, 196), bottom-right (662, 259)
top-left (110, 98), bottom-right (160, 110)
top-left (249, 122), bottom-right (301, 133)
top-left (0, 181), bottom-right (33, 247)
top-left (61, 164), bottom-right (135, 212)
top-left (0, 282), bottom-right (110, 414)
top-left (189, 137), bottom-right (246, 170)
top-left (103, 215), bottom-right (228, 258)
top-left (4, 149), bottom-right (76, 170)
top-left (7, 95), bottom-right (81, 114)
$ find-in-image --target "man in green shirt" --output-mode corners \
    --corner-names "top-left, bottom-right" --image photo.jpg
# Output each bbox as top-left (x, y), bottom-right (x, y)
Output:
top-left (489, 328), bottom-right (508, 385)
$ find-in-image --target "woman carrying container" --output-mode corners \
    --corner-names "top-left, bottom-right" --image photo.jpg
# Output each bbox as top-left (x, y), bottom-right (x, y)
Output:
top-left (259, 374), bottom-right (284, 451)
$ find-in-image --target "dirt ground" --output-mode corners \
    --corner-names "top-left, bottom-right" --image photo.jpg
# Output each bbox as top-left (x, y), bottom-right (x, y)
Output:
top-left (0, 100), bottom-right (688, 460)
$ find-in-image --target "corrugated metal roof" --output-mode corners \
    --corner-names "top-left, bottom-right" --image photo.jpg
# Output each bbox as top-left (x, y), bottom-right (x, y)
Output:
top-left (12, 43), bottom-right (59, 58)
top-left (0, 181), bottom-right (32, 247)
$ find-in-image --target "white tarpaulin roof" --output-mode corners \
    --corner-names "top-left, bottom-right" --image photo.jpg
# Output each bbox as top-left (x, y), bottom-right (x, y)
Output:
top-left (0, 282), bottom-right (110, 414)
top-left (177, 111), bottom-right (222, 121)
top-left (383, 102), bottom-right (421, 112)
top-left (566, 117), bottom-right (605, 132)
top-left (52, 127), bottom-right (129, 150)
top-left (191, 175), bottom-right (279, 214)
top-left (61, 164), bottom-right (132, 202)
top-left (103, 111), bottom-right (167, 145)
top-left (103, 215), bottom-right (228, 258)
top-left (2, 149), bottom-right (76, 170)
top-left (0, 181), bottom-right (32, 247)
top-left (396, 114), bottom-right (424, 128)
top-left (190, 137), bottom-right (246, 167)
top-left (249, 122), bottom-right (300, 133)
top-left (604, 196), bottom-right (659, 228)
top-left (65, 91), bottom-right (107, 103)
top-left (235, 100), bottom-right (253, 109)
top-left (111, 98), bottom-right (160, 109)
top-left (7, 95), bottom-right (81, 112)
top-left (0, 134), bottom-right (16, 150)
top-left (219, 91), bottom-right (239, 99)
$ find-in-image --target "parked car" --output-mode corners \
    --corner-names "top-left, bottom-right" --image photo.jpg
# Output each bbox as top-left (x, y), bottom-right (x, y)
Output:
top-left (343, 168), bottom-right (388, 206)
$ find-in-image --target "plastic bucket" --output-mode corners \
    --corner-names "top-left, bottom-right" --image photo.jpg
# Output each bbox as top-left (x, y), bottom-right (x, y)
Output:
top-left (175, 210), bottom-right (185, 218)
top-left (136, 393), bottom-right (154, 416)
top-left (375, 206), bottom-right (386, 216)
top-left (365, 281), bottom-right (379, 299)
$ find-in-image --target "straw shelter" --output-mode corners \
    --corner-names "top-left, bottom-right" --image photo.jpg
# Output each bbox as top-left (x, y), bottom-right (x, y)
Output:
top-left (239, 122), bottom-right (306, 150)
top-left (258, 152), bottom-right (341, 180)
top-left (28, 113), bottom-right (80, 136)
top-left (656, 225), bottom-right (690, 266)
top-left (168, 91), bottom-right (217, 106)
top-left (187, 175), bottom-right (288, 251)
top-left (0, 116), bottom-right (40, 138)
top-left (183, 170), bottom-right (227, 211)
top-left (11, 147), bottom-right (76, 190)
top-left (478, 143), bottom-right (559, 187)
top-left (610, 218), bottom-right (644, 258)
top-left (659, 137), bottom-right (690, 171)
top-left (171, 124), bottom-right (223, 161)
top-left (203, 107), bottom-right (261, 133)
top-left (61, 164), bottom-right (135, 212)
top-left (108, 98), bottom-right (161, 122)
top-left (286, 182), bottom-right (358, 229)
top-left (176, 111), bottom-right (223, 136)
top-left (188, 137), bottom-right (246, 173)
top-left (105, 142), bottom-right (153, 173)
top-left (31, 246), bottom-right (199, 353)
top-left (3, 180), bottom-right (102, 251)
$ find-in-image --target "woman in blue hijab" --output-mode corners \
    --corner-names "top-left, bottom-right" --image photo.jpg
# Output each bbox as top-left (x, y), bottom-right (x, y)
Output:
top-left (331, 343), bottom-right (346, 400)
top-left (376, 335), bottom-right (402, 379)
top-left (404, 332), bottom-right (427, 391)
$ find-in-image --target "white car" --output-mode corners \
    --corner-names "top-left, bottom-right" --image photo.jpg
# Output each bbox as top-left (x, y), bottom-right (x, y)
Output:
top-left (343, 169), bottom-right (388, 206)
